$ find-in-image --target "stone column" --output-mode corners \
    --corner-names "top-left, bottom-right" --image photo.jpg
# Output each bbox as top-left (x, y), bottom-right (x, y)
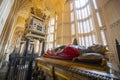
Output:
top-left (38, 41), bottom-right (43, 56)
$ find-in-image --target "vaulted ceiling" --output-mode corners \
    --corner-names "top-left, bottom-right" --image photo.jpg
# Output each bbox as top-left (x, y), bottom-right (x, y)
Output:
top-left (14, 0), bottom-right (110, 33)
top-left (15, 0), bottom-right (66, 29)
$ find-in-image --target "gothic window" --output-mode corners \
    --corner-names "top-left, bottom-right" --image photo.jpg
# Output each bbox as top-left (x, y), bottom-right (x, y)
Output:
top-left (46, 18), bottom-right (55, 49)
top-left (92, 0), bottom-right (107, 45)
top-left (101, 30), bottom-right (107, 45)
top-left (73, 0), bottom-right (95, 47)
top-left (70, 2), bottom-right (74, 11)
top-left (71, 11), bottom-right (74, 22)
top-left (71, 23), bottom-right (75, 35)
top-left (96, 12), bottom-right (102, 27)
top-left (93, 0), bottom-right (98, 9)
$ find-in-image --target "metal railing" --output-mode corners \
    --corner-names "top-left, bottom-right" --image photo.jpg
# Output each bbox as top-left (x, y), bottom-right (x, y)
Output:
top-left (6, 46), bottom-right (39, 80)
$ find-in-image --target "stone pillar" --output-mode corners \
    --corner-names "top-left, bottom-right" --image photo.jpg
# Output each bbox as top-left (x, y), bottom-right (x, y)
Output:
top-left (41, 41), bottom-right (45, 55)
top-left (38, 41), bottom-right (43, 56)
top-left (24, 38), bottom-right (30, 56)
top-left (34, 40), bottom-right (39, 54)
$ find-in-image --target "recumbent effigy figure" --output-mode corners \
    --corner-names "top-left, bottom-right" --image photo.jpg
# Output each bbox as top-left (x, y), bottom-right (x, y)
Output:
top-left (73, 44), bottom-right (108, 66)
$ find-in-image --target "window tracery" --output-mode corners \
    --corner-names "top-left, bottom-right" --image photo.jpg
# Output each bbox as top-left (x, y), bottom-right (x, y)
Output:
top-left (71, 0), bottom-right (95, 47)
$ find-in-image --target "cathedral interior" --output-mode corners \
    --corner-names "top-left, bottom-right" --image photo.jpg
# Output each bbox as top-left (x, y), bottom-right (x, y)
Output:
top-left (0, 0), bottom-right (120, 80)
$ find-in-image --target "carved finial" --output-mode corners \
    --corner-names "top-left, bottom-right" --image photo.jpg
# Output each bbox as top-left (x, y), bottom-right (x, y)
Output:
top-left (31, 7), bottom-right (34, 14)
top-left (72, 38), bottom-right (78, 45)
top-left (115, 39), bottom-right (119, 45)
